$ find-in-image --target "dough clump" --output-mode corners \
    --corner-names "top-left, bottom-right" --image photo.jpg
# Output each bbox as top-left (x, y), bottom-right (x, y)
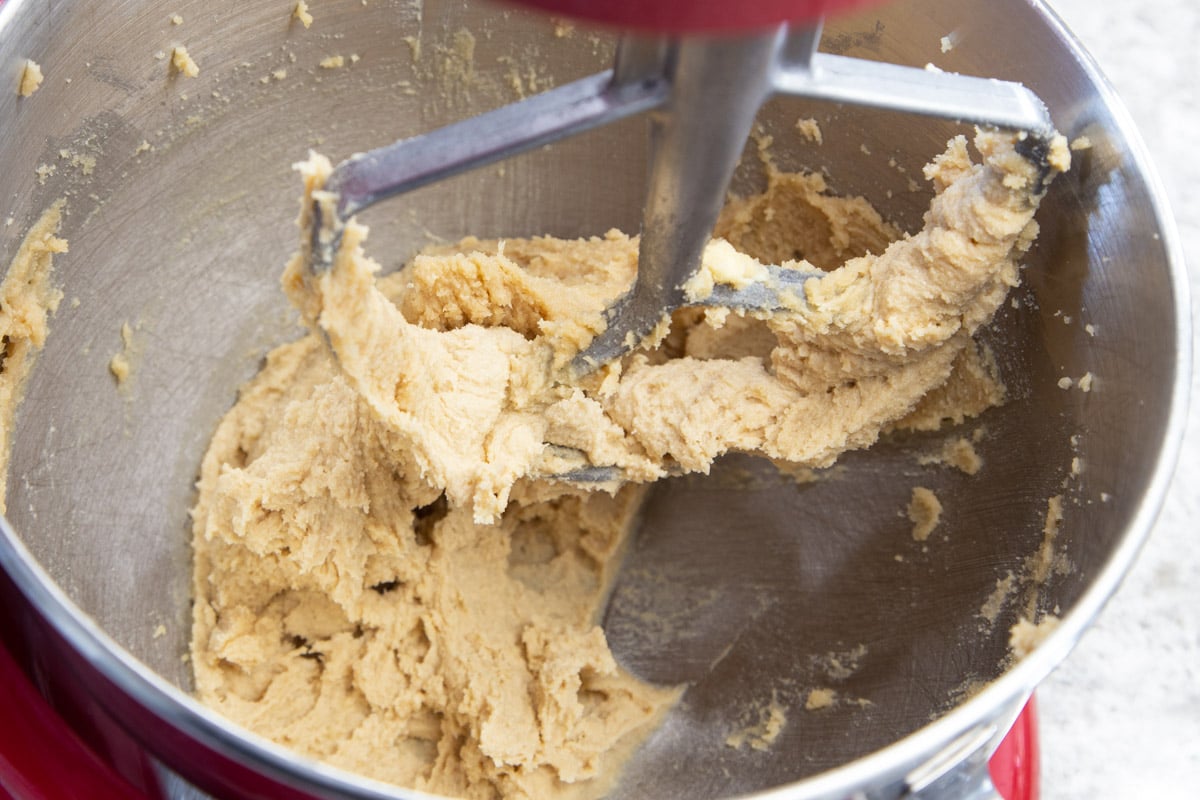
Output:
top-left (285, 130), bottom-right (1066, 524)
top-left (171, 46), bottom-right (199, 77)
top-left (191, 129), bottom-right (1067, 798)
top-left (18, 59), bottom-right (44, 97)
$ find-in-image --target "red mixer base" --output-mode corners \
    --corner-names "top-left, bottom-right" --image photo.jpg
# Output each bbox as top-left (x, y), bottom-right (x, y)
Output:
top-left (0, 641), bottom-right (1038, 800)
top-left (990, 695), bottom-right (1041, 800)
top-left (0, 641), bottom-right (138, 799)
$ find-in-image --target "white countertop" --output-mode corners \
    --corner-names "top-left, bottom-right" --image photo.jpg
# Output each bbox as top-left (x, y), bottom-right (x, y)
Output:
top-left (1039, 1), bottom-right (1200, 795)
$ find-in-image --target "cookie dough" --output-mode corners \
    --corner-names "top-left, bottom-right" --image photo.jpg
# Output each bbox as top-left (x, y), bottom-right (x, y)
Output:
top-left (18, 59), bottom-right (44, 97)
top-left (907, 486), bottom-right (943, 542)
top-left (287, 130), bottom-right (1066, 524)
top-left (0, 203), bottom-right (67, 512)
top-left (191, 129), bottom-right (1067, 798)
top-left (171, 46), bottom-right (199, 77)
top-left (1009, 614), bottom-right (1061, 659)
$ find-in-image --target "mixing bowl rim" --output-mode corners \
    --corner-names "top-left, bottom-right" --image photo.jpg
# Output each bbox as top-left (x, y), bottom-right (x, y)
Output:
top-left (0, 0), bottom-right (1191, 797)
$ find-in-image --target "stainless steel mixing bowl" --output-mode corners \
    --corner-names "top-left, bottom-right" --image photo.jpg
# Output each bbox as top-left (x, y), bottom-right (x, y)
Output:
top-left (0, 0), bottom-right (1188, 798)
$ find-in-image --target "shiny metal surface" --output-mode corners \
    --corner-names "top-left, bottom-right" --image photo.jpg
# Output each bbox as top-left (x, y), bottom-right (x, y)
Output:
top-left (315, 16), bottom-right (1052, 373)
top-left (575, 29), bottom-right (785, 371)
top-left (313, 68), bottom-right (667, 266)
top-left (0, 0), bottom-right (1188, 799)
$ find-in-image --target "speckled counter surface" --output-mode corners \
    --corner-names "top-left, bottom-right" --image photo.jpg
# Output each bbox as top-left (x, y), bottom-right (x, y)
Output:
top-left (1039, 1), bottom-right (1200, 795)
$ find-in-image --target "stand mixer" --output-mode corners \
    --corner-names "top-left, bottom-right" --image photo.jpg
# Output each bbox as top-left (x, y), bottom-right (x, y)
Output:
top-left (0, 1), bottom-right (1186, 799)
